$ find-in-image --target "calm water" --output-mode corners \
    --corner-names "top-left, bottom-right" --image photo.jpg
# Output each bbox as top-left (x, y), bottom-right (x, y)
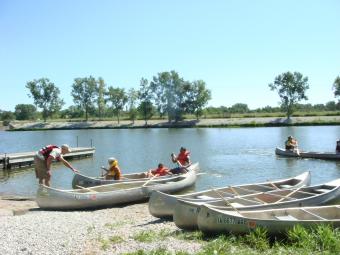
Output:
top-left (1, 126), bottom-right (340, 196)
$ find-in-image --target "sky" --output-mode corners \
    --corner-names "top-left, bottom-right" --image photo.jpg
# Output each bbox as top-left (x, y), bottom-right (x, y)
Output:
top-left (0, 0), bottom-right (339, 111)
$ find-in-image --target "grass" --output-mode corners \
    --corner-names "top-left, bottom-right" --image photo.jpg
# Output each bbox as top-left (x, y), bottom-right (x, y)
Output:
top-left (99, 235), bottom-right (125, 250)
top-left (122, 225), bottom-right (340, 255)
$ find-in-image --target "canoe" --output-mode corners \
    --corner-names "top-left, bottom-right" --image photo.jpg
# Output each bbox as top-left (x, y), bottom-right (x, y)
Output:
top-left (275, 147), bottom-right (340, 160)
top-left (197, 205), bottom-right (340, 235)
top-left (72, 168), bottom-right (185, 188)
top-left (36, 163), bottom-right (199, 210)
top-left (148, 171), bottom-right (311, 218)
top-left (173, 178), bottom-right (340, 230)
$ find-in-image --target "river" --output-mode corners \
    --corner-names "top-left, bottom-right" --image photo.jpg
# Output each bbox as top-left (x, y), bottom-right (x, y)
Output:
top-left (1, 126), bottom-right (340, 196)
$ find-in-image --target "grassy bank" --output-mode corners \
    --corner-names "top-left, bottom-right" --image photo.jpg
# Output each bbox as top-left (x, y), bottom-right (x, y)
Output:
top-left (119, 225), bottom-right (340, 255)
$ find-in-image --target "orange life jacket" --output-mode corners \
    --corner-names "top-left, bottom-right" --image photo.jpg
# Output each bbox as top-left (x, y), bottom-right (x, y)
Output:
top-left (39, 145), bottom-right (59, 160)
top-left (177, 151), bottom-right (190, 166)
top-left (152, 166), bottom-right (169, 176)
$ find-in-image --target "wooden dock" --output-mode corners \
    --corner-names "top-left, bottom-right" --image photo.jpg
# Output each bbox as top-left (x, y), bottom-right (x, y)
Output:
top-left (0, 147), bottom-right (96, 169)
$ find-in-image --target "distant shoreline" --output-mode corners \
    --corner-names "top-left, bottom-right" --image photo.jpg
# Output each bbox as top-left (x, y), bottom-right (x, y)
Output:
top-left (6, 115), bottom-right (340, 131)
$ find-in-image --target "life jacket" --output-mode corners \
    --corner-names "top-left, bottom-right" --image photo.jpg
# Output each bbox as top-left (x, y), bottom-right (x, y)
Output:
top-left (177, 150), bottom-right (190, 166)
top-left (152, 166), bottom-right (169, 176)
top-left (39, 145), bottom-right (59, 160)
top-left (107, 166), bottom-right (121, 180)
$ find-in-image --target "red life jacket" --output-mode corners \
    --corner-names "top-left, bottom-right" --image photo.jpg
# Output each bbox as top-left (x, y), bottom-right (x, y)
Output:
top-left (39, 145), bottom-right (59, 160)
top-left (177, 151), bottom-right (190, 166)
top-left (152, 166), bottom-right (169, 176)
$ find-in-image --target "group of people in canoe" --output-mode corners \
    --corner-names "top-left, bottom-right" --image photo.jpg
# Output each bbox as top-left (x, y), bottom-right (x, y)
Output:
top-left (34, 144), bottom-right (191, 186)
top-left (285, 136), bottom-right (340, 154)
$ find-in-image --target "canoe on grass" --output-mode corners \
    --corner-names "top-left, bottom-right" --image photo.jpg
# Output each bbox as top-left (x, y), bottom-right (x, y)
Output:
top-left (198, 205), bottom-right (340, 235)
top-left (275, 147), bottom-right (340, 160)
top-left (148, 171), bottom-right (311, 218)
top-left (36, 163), bottom-right (198, 210)
top-left (173, 178), bottom-right (340, 230)
top-left (72, 166), bottom-right (189, 188)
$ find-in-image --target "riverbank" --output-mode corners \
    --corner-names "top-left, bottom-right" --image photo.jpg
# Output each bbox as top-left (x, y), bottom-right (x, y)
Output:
top-left (7, 115), bottom-right (340, 131)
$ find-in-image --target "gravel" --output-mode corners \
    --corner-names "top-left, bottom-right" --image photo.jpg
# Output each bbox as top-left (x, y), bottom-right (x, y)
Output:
top-left (0, 203), bottom-right (204, 255)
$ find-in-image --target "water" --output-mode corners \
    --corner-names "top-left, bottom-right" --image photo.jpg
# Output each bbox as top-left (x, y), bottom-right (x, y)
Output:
top-left (1, 126), bottom-right (340, 196)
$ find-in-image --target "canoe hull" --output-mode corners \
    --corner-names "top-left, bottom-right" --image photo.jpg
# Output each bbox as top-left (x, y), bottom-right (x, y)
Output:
top-left (198, 205), bottom-right (340, 235)
top-left (37, 163), bottom-right (198, 210)
top-left (275, 147), bottom-right (340, 160)
top-left (173, 178), bottom-right (340, 230)
top-left (149, 171), bottom-right (311, 219)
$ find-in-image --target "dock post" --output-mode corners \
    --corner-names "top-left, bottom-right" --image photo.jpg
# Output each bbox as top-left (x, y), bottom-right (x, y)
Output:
top-left (76, 136), bottom-right (79, 147)
top-left (90, 139), bottom-right (93, 148)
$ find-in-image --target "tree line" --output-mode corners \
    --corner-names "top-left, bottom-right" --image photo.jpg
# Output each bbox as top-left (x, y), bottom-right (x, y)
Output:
top-left (1, 71), bottom-right (340, 124)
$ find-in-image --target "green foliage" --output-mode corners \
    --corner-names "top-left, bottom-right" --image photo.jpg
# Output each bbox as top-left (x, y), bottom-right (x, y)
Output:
top-left (133, 230), bottom-right (158, 243)
top-left (0, 110), bottom-right (15, 125)
top-left (229, 103), bottom-right (249, 114)
top-left (14, 104), bottom-right (37, 120)
top-left (333, 76), bottom-right (340, 99)
top-left (186, 80), bottom-right (211, 120)
top-left (174, 230), bottom-right (204, 241)
top-left (71, 76), bottom-right (98, 121)
top-left (242, 227), bottom-right (270, 251)
top-left (106, 86), bottom-right (128, 124)
top-left (97, 77), bottom-right (107, 118)
top-left (26, 78), bottom-right (64, 122)
top-left (269, 71), bottom-right (309, 119)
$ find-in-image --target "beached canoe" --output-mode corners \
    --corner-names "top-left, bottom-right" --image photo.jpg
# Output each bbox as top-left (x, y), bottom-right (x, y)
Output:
top-left (275, 147), bottom-right (340, 160)
top-left (173, 178), bottom-right (340, 230)
top-left (36, 163), bottom-right (198, 210)
top-left (197, 204), bottom-right (340, 235)
top-left (148, 171), bottom-right (311, 218)
top-left (72, 167), bottom-right (187, 188)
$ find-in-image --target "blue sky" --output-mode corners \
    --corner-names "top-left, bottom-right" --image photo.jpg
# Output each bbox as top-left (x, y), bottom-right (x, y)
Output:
top-left (0, 0), bottom-right (339, 111)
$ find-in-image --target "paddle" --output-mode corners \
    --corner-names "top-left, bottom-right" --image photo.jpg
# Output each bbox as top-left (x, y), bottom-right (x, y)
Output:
top-left (210, 186), bottom-right (240, 213)
top-left (274, 187), bottom-right (303, 203)
top-left (142, 175), bottom-right (158, 187)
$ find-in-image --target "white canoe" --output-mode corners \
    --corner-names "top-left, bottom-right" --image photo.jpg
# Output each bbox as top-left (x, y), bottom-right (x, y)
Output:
top-left (198, 205), bottom-right (340, 235)
top-left (174, 178), bottom-right (340, 230)
top-left (36, 163), bottom-right (198, 210)
top-left (148, 171), bottom-right (311, 218)
top-left (275, 147), bottom-right (340, 160)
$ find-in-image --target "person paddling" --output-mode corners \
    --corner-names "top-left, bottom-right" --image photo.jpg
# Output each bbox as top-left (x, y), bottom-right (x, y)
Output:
top-left (285, 136), bottom-right (300, 155)
top-left (147, 163), bottom-right (172, 177)
top-left (34, 144), bottom-right (79, 187)
top-left (102, 157), bottom-right (122, 180)
top-left (170, 147), bottom-right (191, 174)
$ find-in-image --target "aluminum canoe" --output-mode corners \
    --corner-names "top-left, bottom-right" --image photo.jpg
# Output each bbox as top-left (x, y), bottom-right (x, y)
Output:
top-left (198, 204), bottom-right (340, 235)
top-left (173, 178), bottom-right (340, 230)
top-left (148, 171), bottom-right (311, 218)
top-left (275, 147), bottom-right (340, 160)
top-left (36, 163), bottom-right (198, 210)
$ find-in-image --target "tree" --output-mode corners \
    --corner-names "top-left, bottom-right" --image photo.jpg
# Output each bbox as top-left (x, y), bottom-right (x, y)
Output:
top-left (127, 88), bottom-right (139, 124)
top-left (269, 71), bottom-right (309, 119)
top-left (138, 78), bottom-right (154, 125)
top-left (106, 87), bottom-right (128, 124)
top-left (150, 71), bottom-right (187, 122)
top-left (229, 103), bottom-right (249, 114)
top-left (71, 76), bottom-right (98, 121)
top-left (333, 76), bottom-right (340, 99)
top-left (14, 104), bottom-right (37, 120)
top-left (26, 78), bottom-right (64, 122)
top-left (97, 77), bottom-right (107, 119)
top-left (186, 80), bottom-right (211, 120)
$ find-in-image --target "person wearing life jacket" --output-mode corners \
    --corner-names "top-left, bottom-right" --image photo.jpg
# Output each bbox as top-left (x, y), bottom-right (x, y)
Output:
top-left (285, 136), bottom-right (298, 151)
top-left (34, 144), bottom-right (79, 187)
top-left (102, 157), bottom-right (122, 180)
top-left (147, 163), bottom-right (172, 177)
top-left (170, 147), bottom-right (191, 174)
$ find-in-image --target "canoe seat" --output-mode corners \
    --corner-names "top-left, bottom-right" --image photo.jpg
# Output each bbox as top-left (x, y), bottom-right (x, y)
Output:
top-left (314, 189), bottom-right (330, 194)
top-left (280, 184), bottom-right (293, 189)
top-left (197, 195), bottom-right (214, 199)
top-left (229, 202), bottom-right (244, 207)
top-left (275, 215), bottom-right (298, 221)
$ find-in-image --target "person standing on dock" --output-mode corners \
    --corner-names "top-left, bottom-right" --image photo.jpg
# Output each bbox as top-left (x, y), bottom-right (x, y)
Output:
top-left (34, 144), bottom-right (79, 186)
